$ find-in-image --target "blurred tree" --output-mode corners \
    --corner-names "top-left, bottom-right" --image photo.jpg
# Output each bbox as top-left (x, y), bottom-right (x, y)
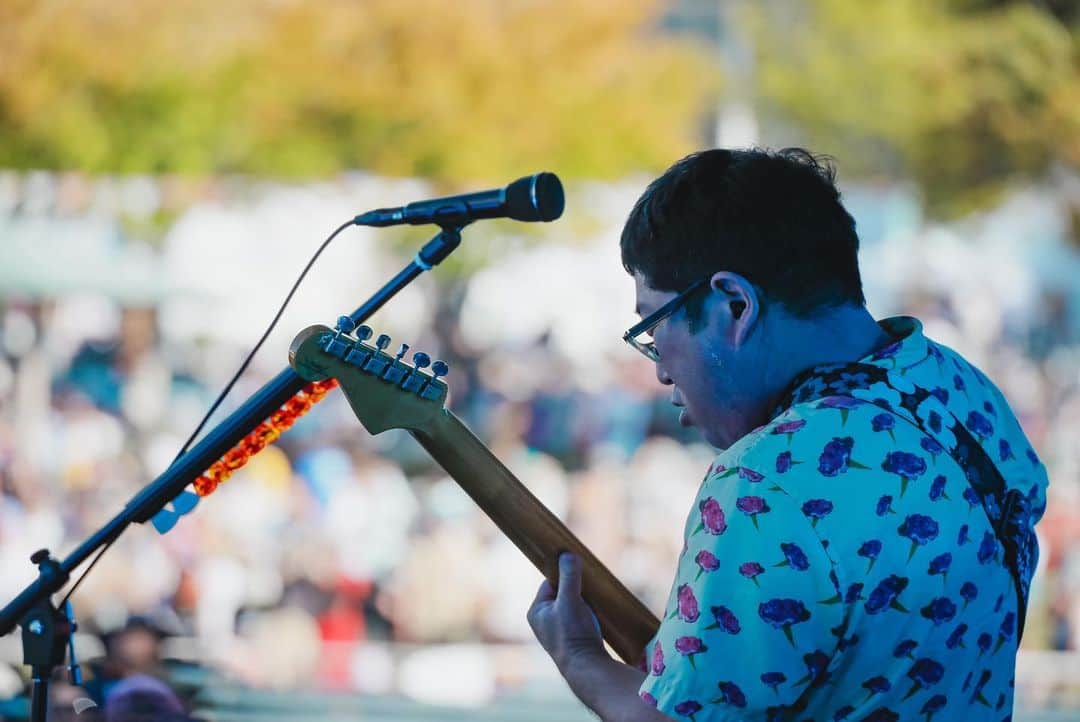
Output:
top-left (0, 0), bottom-right (716, 183)
top-left (751, 0), bottom-right (1080, 217)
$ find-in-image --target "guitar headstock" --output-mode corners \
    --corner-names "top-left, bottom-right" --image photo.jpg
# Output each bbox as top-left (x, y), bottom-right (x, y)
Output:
top-left (289, 317), bottom-right (449, 435)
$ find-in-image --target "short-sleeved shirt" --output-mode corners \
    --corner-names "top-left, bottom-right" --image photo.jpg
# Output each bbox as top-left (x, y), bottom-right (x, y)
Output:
top-left (638, 316), bottom-right (1048, 722)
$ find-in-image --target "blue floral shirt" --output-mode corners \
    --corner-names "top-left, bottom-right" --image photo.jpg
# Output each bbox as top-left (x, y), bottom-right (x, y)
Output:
top-left (638, 316), bottom-right (1048, 722)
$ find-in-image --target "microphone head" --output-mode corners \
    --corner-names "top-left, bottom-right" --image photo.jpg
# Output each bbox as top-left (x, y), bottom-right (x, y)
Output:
top-left (505, 173), bottom-right (565, 222)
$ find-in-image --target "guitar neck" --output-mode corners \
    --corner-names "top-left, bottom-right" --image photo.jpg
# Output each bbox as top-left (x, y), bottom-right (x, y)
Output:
top-left (410, 408), bottom-right (660, 666)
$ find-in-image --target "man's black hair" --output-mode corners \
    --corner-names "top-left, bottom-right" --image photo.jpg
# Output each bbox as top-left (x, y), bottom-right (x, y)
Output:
top-left (621, 147), bottom-right (866, 324)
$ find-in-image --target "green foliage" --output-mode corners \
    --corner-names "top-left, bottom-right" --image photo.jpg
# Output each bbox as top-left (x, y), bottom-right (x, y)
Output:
top-left (0, 0), bottom-right (718, 183)
top-left (751, 0), bottom-right (1080, 217)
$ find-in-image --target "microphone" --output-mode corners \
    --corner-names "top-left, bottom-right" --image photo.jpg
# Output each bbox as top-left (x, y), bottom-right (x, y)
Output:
top-left (353, 172), bottom-right (564, 227)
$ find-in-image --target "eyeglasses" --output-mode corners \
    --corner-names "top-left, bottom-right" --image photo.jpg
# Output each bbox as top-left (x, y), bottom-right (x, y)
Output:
top-left (622, 277), bottom-right (709, 362)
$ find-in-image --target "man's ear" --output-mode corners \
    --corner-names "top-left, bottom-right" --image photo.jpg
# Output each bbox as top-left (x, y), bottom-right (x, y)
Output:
top-left (708, 271), bottom-right (760, 347)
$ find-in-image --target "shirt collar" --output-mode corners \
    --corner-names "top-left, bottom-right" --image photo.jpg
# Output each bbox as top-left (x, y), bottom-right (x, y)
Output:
top-left (768, 315), bottom-right (929, 421)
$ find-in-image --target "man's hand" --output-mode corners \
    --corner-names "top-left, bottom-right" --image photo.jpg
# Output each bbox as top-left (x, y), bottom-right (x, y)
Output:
top-left (527, 552), bottom-right (605, 672)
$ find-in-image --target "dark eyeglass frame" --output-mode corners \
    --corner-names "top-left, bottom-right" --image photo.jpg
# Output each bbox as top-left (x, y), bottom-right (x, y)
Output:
top-left (622, 277), bottom-right (709, 362)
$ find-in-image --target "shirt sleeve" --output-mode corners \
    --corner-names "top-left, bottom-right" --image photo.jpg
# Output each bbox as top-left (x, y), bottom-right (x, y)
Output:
top-left (638, 461), bottom-right (846, 722)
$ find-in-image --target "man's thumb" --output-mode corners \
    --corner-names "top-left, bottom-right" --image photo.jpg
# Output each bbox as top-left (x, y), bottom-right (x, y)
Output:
top-left (557, 552), bottom-right (583, 599)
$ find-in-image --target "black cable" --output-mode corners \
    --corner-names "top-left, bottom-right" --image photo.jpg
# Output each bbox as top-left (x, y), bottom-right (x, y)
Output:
top-left (173, 218), bottom-right (356, 462)
top-left (59, 217), bottom-right (356, 605)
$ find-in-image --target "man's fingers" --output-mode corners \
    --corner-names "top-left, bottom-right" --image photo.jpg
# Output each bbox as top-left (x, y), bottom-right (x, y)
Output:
top-left (556, 552), bottom-right (583, 599)
top-left (532, 579), bottom-right (556, 608)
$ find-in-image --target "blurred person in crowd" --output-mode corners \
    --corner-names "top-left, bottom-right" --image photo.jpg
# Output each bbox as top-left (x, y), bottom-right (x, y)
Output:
top-left (528, 148), bottom-right (1048, 721)
top-left (103, 674), bottom-right (189, 722)
top-left (84, 617), bottom-right (167, 708)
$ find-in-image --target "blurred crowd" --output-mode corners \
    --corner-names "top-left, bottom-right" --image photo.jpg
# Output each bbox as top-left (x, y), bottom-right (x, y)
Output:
top-left (0, 173), bottom-right (1079, 715)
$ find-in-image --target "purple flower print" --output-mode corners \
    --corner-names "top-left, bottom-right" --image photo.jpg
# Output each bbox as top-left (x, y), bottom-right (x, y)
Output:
top-left (697, 497), bottom-right (728, 536)
top-left (920, 694), bottom-right (947, 720)
top-left (674, 636), bottom-right (707, 668)
top-left (862, 676), bottom-right (891, 697)
top-left (875, 494), bottom-right (895, 516)
top-left (639, 691), bottom-right (657, 707)
top-left (953, 373), bottom-right (966, 392)
top-left (674, 700), bottom-right (702, 719)
top-left (858, 539), bottom-right (883, 573)
top-left (927, 552), bottom-right (952, 579)
top-left (946, 623), bottom-right (968, 649)
top-left (983, 400), bottom-right (996, 416)
top-left (893, 639), bottom-right (917, 659)
top-left (706, 605), bottom-right (741, 634)
top-left (738, 466), bottom-right (764, 483)
top-left (775, 451), bottom-right (793, 473)
top-left (930, 386), bottom-right (949, 404)
top-left (882, 451), bottom-right (928, 496)
top-left (972, 669), bottom-right (993, 705)
top-left (772, 419), bottom-right (806, 436)
top-left (651, 640), bottom-right (665, 676)
top-left (920, 597), bottom-right (957, 626)
top-left (844, 583), bottom-right (864, 604)
top-left (778, 542), bottom-right (810, 571)
top-left (865, 575), bottom-right (909, 615)
top-left (758, 598), bottom-right (811, 646)
top-left (801, 499), bottom-right (834, 527)
top-left (1000, 611), bottom-right (1016, 638)
top-left (966, 410), bottom-right (993, 440)
top-left (714, 681), bottom-right (747, 708)
top-left (960, 581), bottom-right (978, 607)
top-left (977, 632), bottom-right (992, 655)
top-left (799, 650), bottom-right (831, 687)
top-left (905, 658), bottom-right (945, 699)
top-left (898, 514), bottom-right (939, 561)
top-left (818, 436), bottom-right (856, 476)
top-left (928, 475), bottom-right (947, 501)
top-left (677, 584), bottom-right (700, 623)
top-left (957, 524), bottom-right (971, 546)
top-left (977, 531), bottom-right (997, 564)
top-left (694, 549), bottom-right (720, 580)
top-left (873, 340), bottom-right (902, 361)
top-left (871, 413), bottom-right (895, 432)
top-left (920, 436), bottom-right (945, 458)
top-left (994, 611), bottom-right (1017, 654)
top-left (760, 671), bottom-right (786, 694)
top-left (962, 486), bottom-right (981, 509)
top-left (736, 495), bottom-right (771, 530)
top-left (818, 395), bottom-right (861, 409)
top-left (739, 561), bottom-right (765, 586)
top-left (928, 410), bottom-right (943, 433)
top-left (999, 439), bottom-right (1014, 462)
top-left (1026, 447), bottom-right (1040, 466)
top-left (860, 707), bottom-right (900, 721)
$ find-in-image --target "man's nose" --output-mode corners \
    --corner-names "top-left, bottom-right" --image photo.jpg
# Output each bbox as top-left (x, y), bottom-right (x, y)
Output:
top-left (656, 363), bottom-right (673, 386)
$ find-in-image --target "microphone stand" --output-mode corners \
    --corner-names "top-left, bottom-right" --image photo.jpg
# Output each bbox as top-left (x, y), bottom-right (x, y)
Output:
top-left (0, 225), bottom-right (463, 722)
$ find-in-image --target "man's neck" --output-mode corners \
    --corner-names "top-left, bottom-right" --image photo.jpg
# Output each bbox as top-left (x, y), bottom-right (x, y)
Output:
top-left (760, 306), bottom-right (895, 419)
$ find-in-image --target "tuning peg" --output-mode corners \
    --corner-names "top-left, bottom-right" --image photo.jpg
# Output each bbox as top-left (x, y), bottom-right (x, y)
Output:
top-left (381, 343), bottom-right (412, 384)
top-left (335, 316), bottom-right (357, 335)
top-left (355, 325), bottom-right (373, 342)
top-left (401, 351), bottom-right (432, 394)
top-left (418, 360), bottom-right (450, 401)
top-left (363, 334), bottom-right (393, 375)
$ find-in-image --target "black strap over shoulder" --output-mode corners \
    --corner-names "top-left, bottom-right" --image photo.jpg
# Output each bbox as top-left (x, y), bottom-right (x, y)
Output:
top-left (773, 361), bottom-right (1033, 642)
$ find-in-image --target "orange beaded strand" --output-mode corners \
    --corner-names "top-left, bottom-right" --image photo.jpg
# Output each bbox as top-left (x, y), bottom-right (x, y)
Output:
top-left (192, 378), bottom-right (338, 497)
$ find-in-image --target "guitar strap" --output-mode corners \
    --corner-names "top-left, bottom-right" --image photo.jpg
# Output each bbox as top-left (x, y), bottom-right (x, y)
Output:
top-left (773, 361), bottom-right (1035, 642)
